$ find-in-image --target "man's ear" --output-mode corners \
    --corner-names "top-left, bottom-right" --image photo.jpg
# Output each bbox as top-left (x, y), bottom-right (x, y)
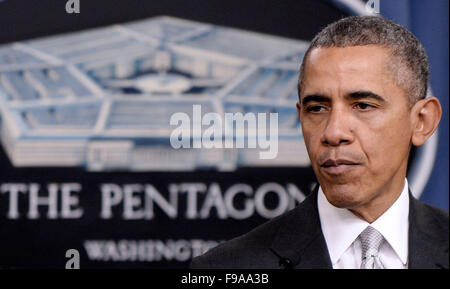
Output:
top-left (296, 101), bottom-right (301, 120)
top-left (411, 96), bottom-right (442, 146)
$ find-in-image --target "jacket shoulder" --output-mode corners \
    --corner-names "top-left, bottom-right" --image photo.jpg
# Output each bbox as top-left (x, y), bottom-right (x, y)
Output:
top-left (189, 206), bottom-right (301, 269)
top-left (413, 199), bottom-right (449, 239)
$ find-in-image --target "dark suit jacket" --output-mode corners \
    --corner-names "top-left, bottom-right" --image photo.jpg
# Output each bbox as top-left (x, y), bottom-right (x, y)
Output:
top-left (190, 187), bottom-right (449, 269)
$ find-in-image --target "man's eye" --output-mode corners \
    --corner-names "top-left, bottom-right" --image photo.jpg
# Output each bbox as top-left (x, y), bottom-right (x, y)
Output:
top-left (306, 105), bottom-right (325, 112)
top-left (354, 103), bottom-right (374, 110)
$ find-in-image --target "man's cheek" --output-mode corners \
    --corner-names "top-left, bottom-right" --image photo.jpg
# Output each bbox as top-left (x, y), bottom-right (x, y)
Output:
top-left (306, 138), bottom-right (320, 160)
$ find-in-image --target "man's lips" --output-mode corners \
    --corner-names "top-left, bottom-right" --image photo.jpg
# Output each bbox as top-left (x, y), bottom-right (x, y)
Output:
top-left (320, 159), bottom-right (359, 167)
top-left (320, 159), bottom-right (360, 174)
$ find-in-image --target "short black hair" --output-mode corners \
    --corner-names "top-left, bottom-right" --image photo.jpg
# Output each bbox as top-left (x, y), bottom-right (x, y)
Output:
top-left (298, 16), bottom-right (428, 105)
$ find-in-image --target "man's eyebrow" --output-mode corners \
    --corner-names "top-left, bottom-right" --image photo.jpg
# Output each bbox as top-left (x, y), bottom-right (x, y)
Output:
top-left (301, 94), bottom-right (330, 106)
top-left (347, 90), bottom-right (386, 102)
top-left (301, 91), bottom-right (386, 106)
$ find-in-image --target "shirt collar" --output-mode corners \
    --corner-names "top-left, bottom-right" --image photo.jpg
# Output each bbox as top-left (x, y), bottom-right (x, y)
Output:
top-left (317, 179), bottom-right (409, 266)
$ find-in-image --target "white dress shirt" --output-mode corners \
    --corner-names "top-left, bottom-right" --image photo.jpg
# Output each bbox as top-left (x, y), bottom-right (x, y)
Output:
top-left (317, 179), bottom-right (409, 269)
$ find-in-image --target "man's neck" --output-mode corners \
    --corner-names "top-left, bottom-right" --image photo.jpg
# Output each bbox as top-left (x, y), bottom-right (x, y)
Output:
top-left (348, 178), bottom-right (406, 223)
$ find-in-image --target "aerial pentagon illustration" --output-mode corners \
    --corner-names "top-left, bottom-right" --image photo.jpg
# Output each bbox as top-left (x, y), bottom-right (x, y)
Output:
top-left (0, 16), bottom-right (311, 171)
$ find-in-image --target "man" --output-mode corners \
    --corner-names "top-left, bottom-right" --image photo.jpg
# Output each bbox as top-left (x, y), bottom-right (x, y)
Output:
top-left (190, 16), bottom-right (448, 269)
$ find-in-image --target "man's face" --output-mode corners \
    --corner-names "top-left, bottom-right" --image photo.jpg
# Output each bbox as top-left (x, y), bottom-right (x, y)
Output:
top-left (298, 45), bottom-right (413, 211)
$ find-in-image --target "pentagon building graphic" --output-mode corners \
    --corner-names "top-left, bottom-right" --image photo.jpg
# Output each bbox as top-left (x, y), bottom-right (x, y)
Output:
top-left (0, 16), bottom-right (311, 171)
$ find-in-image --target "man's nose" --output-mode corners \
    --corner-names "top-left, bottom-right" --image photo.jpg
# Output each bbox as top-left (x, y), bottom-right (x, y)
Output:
top-left (320, 108), bottom-right (354, 146)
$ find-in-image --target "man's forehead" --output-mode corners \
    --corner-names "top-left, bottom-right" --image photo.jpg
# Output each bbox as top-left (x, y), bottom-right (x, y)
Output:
top-left (300, 46), bottom-right (402, 98)
top-left (305, 45), bottom-right (392, 70)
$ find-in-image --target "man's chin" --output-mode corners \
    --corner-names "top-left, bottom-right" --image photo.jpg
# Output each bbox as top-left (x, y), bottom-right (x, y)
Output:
top-left (326, 197), bottom-right (362, 209)
top-left (321, 183), bottom-right (367, 209)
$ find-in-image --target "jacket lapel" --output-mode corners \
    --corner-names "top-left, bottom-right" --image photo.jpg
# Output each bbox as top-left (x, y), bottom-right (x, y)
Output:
top-left (408, 192), bottom-right (449, 269)
top-left (269, 186), bottom-right (332, 269)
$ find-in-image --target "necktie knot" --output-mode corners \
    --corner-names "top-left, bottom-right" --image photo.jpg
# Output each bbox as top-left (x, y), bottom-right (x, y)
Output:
top-left (359, 226), bottom-right (385, 269)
